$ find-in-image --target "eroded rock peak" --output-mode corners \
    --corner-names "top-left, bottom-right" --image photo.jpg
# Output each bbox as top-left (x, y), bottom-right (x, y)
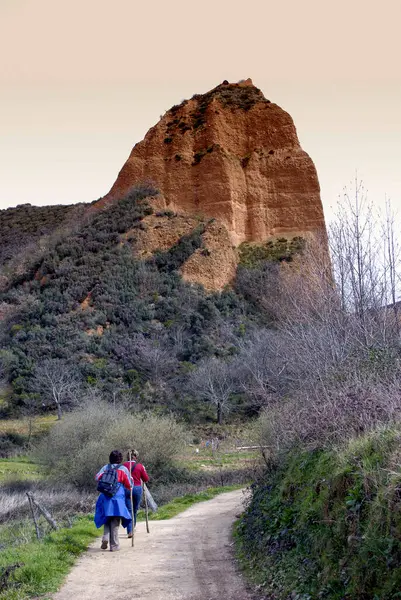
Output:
top-left (101, 79), bottom-right (325, 248)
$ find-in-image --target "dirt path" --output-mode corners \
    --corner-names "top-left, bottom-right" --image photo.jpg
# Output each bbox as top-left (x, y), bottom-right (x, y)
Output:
top-left (53, 489), bottom-right (254, 600)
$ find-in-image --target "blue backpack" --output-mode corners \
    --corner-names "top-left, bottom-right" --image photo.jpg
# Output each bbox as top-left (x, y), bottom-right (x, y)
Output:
top-left (97, 464), bottom-right (121, 497)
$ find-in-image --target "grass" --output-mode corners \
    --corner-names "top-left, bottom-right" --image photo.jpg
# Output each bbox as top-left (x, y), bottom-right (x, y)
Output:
top-left (0, 457), bottom-right (42, 483)
top-left (177, 422), bottom-right (259, 473)
top-left (0, 515), bottom-right (98, 600)
top-left (178, 449), bottom-right (259, 473)
top-left (0, 416), bottom-right (57, 437)
top-left (0, 416), bottom-right (57, 464)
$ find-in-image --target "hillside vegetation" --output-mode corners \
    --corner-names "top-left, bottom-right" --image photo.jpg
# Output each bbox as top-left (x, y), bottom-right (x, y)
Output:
top-left (0, 202), bottom-right (87, 286)
top-left (237, 428), bottom-right (401, 599)
top-left (235, 183), bottom-right (401, 599)
top-left (0, 184), bottom-right (303, 425)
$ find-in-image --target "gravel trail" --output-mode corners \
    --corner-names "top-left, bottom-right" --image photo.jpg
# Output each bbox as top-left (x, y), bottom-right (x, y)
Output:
top-left (53, 489), bottom-right (255, 600)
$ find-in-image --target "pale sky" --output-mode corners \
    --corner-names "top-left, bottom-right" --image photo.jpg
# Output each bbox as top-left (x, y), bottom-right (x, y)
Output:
top-left (1, 0), bottom-right (401, 223)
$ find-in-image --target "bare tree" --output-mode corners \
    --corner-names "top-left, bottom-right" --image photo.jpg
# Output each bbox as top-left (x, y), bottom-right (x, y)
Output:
top-left (235, 329), bottom-right (288, 407)
top-left (113, 333), bottom-right (178, 386)
top-left (248, 180), bottom-right (401, 460)
top-left (329, 177), bottom-right (401, 346)
top-left (30, 359), bottom-right (81, 419)
top-left (188, 358), bottom-right (235, 424)
top-left (130, 333), bottom-right (179, 385)
top-left (382, 197), bottom-right (401, 337)
top-left (236, 193), bottom-right (401, 414)
top-left (330, 179), bottom-right (380, 318)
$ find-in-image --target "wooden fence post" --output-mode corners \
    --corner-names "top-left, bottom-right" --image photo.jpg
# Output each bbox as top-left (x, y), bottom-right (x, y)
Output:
top-left (26, 492), bottom-right (41, 540)
top-left (26, 492), bottom-right (58, 530)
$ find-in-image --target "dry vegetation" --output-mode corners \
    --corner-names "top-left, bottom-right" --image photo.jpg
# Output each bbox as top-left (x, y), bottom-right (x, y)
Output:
top-left (248, 184), bottom-right (401, 460)
top-left (237, 181), bottom-right (401, 599)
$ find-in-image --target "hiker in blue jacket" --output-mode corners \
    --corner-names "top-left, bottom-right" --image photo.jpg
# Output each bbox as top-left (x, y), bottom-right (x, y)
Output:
top-left (94, 450), bottom-right (132, 552)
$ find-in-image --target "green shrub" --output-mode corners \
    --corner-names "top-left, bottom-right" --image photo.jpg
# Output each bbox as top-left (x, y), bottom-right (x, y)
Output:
top-left (238, 236), bottom-right (305, 268)
top-left (34, 402), bottom-right (190, 489)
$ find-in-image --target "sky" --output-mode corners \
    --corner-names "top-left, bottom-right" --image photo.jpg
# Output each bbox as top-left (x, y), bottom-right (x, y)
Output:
top-left (1, 0), bottom-right (401, 224)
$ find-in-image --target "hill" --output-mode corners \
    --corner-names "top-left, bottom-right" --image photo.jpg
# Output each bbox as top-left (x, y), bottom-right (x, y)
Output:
top-left (0, 80), bottom-right (321, 420)
top-left (0, 183), bottom-right (307, 422)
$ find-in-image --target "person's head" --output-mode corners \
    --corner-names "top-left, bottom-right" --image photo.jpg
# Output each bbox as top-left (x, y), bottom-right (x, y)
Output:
top-left (109, 450), bottom-right (123, 464)
top-left (127, 449), bottom-right (138, 460)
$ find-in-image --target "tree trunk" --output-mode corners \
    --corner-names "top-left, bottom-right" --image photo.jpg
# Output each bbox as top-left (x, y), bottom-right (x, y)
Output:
top-left (217, 403), bottom-right (222, 425)
top-left (56, 402), bottom-right (62, 420)
top-left (26, 417), bottom-right (33, 449)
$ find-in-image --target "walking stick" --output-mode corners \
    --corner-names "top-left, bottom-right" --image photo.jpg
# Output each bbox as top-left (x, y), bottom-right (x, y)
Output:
top-left (143, 482), bottom-right (150, 534)
top-left (128, 450), bottom-right (135, 548)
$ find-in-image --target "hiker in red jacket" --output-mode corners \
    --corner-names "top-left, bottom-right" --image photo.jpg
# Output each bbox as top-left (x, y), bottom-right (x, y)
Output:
top-left (123, 449), bottom-right (149, 537)
top-left (94, 450), bottom-right (132, 551)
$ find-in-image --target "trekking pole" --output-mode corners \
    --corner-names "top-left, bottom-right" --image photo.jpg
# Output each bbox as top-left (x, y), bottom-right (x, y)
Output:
top-left (143, 482), bottom-right (150, 534)
top-left (128, 450), bottom-right (135, 548)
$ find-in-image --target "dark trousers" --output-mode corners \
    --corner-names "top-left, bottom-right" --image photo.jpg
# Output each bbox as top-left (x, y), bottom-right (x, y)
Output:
top-left (125, 486), bottom-right (142, 533)
top-left (102, 517), bottom-right (120, 549)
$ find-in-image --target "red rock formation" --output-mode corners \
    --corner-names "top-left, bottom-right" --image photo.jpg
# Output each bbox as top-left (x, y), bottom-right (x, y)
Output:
top-left (129, 210), bottom-right (237, 291)
top-left (101, 79), bottom-right (325, 246)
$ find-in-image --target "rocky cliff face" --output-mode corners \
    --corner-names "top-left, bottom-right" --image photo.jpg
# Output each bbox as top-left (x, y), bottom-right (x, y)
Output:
top-left (101, 79), bottom-right (325, 248)
top-left (129, 208), bottom-right (238, 291)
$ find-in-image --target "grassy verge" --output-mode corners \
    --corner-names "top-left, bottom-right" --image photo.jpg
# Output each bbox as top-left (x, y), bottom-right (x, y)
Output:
top-left (0, 515), bottom-right (98, 600)
top-left (1, 484), bottom-right (247, 599)
top-left (236, 426), bottom-right (401, 600)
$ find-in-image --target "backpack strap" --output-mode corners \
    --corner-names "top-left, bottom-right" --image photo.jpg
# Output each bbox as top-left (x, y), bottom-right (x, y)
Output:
top-left (106, 463), bottom-right (122, 478)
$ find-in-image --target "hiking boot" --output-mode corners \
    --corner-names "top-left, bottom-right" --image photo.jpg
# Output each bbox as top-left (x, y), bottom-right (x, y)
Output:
top-left (101, 540), bottom-right (108, 550)
top-left (127, 532), bottom-right (133, 538)
top-left (110, 545), bottom-right (120, 552)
